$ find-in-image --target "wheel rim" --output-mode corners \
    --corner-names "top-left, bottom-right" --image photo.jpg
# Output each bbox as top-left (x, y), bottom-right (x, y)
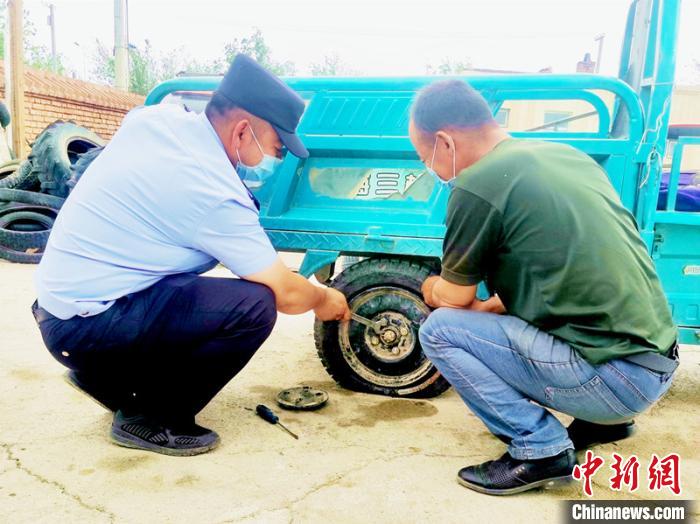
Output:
top-left (338, 286), bottom-right (434, 388)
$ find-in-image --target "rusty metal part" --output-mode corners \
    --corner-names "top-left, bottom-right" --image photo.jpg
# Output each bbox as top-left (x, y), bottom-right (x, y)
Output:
top-left (276, 386), bottom-right (329, 411)
top-left (340, 286), bottom-right (432, 385)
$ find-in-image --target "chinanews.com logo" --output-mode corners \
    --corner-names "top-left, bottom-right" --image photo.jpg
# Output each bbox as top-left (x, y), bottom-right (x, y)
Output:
top-left (564, 501), bottom-right (691, 522)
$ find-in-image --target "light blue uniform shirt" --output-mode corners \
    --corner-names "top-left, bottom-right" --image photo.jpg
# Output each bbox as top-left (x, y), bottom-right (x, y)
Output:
top-left (34, 104), bottom-right (278, 320)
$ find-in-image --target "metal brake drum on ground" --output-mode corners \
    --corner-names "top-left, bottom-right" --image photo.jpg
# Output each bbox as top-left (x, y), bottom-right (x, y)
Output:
top-left (276, 386), bottom-right (329, 411)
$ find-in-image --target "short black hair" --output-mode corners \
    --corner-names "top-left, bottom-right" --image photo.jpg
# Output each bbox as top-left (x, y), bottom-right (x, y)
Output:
top-left (205, 91), bottom-right (240, 120)
top-left (411, 80), bottom-right (495, 134)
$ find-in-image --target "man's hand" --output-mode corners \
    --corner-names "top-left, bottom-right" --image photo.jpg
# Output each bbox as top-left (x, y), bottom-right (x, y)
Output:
top-left (314, 287), bottom-right (351, 321)
top-left (421, 275), bottom-right (441, 308)
top-left (421, 275), bottom-right (477, 309)
top-left (468, 294), bottom-right (506, 314)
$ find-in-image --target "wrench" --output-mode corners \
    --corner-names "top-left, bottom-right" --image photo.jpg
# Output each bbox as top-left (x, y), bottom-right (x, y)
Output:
top-left (350, 312), bottom-right (387, 333)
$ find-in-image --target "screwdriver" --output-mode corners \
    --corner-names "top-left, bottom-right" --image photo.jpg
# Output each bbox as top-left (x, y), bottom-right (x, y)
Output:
top-left (254, 404), bottom-right (299, 440)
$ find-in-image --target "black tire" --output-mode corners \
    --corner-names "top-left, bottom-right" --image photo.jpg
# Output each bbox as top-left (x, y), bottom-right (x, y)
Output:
top-left (0, 188), bottom-right (66, 209)
top-left (0, 205), bottom-right (56, 261)
top-left (0, 204), bottom-right (57, 231)
top-left (314, 257), bottom-right (450, 398)
top-left (0, 160), bottom-right (39, 191)
top-left (30, 121), bottom-right (105, 197)
top-left (0, 100), bottom-right (10, 129)
top-left (0, 245), bottom-right (42, 264)
top-left (66, 146), bottom-right (104, 192)
top-left (0, 160), bottom-right (20, 183)
top-left (0, 211), bottom-right (53, 251)
top-left (0, 190), bottom-right (63, 264)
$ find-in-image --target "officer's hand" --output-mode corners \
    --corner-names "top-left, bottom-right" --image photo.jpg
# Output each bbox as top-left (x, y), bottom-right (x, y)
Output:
top-left (421, 275), bottom-right (441, 308)
top-left (314, 287), bottom-right (351, 322)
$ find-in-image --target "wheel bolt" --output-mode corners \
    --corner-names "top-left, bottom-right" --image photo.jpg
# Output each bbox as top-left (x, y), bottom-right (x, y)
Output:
top-left (399, 327), bottom-right (409, 336)
top-left (371, 337), bottom-right (380, 345)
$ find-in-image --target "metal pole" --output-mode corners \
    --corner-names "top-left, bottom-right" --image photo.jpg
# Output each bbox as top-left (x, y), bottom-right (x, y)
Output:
top-left (48, 4), bottom-right (57, 72)
top-left (8, 0), bottom-right (26, 158)
top-left (114, 0), bottom-right (129, 91)
top-left (594, 33), bottom-right (605, 73)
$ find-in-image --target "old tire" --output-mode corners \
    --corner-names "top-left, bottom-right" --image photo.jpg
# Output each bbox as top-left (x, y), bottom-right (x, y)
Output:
top-left (0, 160), bottom-right (39, 191)
top-left (0, 210), bottom-right (53, 251)
top-left (67, 146), bottom-right (104, 191)
top-left (314, 257), bottom-right (450, 398)
top-left (0, 203), bottom-right (57, 231)
top-left (31, 121), bottom-right (105, 197)
top-left (0, 160), bottom-right (21, 183)
top-left (0, 188), bottom-right (66, 209)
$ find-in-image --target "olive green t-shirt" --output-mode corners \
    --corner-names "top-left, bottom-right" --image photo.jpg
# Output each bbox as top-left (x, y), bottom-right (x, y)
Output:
top-left (441, 138), bottom-right (677, 364)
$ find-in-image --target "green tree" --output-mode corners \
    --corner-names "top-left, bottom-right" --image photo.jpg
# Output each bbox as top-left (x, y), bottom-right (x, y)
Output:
top-left (0, 5), bottom-right (66, 74)
top-left (92, 28), bottom-right (293, 95)
top-left (310, 54), bottom-right (353, 76)
top-left (93, 39), bottom-right (222, 95)
top-left (93, 39), bottom-right (159, 95)
top-left (426, 59), bottom-right (473, 75)
top-left (223, 28), bottom-right (295, 76)
top-left (158, 50), bottom-right (223, 78)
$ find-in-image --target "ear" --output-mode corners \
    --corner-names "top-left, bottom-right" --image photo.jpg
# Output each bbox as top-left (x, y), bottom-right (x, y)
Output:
top-left (435, 131), bottom-right (455, 152)
top-left (230, 119), bottom-right (251, 150)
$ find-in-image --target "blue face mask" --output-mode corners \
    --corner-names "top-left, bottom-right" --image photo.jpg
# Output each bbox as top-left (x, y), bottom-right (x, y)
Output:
top-left (236, 127), bottom-right (282, 189)
top-left (427, 135), bottom-right (456, 187)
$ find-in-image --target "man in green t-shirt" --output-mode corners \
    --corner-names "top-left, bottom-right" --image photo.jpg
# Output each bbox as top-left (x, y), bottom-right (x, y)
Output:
top-left (409, 80), bottom-right (678, 496)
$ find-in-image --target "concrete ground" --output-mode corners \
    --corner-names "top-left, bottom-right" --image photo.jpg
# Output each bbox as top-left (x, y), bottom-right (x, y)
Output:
top-left (1, 260), bottom-right (698, 524)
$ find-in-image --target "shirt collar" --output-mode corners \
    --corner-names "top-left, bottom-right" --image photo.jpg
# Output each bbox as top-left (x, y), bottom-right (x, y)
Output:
top-left (198, 111), bottom-right (226, 151)
top-left (197, 111), bottom-right (261, 212)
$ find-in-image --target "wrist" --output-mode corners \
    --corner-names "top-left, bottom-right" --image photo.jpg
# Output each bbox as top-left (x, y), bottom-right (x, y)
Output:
top-left (312, 286), bottom-right (328, 310)
top-left (429, 281), bottom-right (440, 306)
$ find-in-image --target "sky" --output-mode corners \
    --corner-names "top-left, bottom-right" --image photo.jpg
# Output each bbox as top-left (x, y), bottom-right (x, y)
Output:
top-left (18, 0), bottom-right (700, 84)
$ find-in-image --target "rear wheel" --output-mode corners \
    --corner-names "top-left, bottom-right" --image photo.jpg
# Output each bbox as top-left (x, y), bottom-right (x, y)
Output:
top-left (314, 257), bottom-right (450, 398)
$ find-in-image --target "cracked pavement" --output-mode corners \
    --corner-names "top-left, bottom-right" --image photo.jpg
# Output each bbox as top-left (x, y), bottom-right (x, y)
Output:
top-left (1, 260), bottom-right (699, 523)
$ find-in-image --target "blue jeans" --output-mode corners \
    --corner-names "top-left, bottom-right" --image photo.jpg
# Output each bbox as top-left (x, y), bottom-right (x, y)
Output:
top-left (418, 309), bottom-right (675, 460)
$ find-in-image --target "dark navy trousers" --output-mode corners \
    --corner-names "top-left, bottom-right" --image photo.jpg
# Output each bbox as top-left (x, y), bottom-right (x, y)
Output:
top-left (33, 273), bottom-right (277, 423)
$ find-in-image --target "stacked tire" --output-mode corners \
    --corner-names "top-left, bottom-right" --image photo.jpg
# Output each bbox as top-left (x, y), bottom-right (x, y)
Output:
top-left (0, 121), bottom-right (104, 263)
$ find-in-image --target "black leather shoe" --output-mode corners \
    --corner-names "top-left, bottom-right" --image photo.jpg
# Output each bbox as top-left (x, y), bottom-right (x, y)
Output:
top-left (458, 449), bottom-right (576, 495)
top-left (64, 370), bottom-right (123, 412)
top-left (567, 419), bottom-right (635, 450)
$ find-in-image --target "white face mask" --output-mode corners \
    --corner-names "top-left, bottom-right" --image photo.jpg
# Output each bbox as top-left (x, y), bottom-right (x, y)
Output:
top-left (236, 126), bottom-right (282, 188)
top-left (427, 135), bottom-right (457, 187)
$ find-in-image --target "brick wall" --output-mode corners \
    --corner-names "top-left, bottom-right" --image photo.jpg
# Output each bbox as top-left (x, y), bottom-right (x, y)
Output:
top-left (1, 90), bottom-right (140, 145)
top-left (1, 61), bottom-right (145, 147)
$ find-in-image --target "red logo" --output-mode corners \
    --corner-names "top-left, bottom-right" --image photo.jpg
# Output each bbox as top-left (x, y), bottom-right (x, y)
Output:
top-left (648, 453), bottom-right (681, 495)
top-left (572, 452), bottom-right (681, 496)
top-left (573, 450), bottom-right (605, 497)
top-left (610, 453), bottom-right (640, 492)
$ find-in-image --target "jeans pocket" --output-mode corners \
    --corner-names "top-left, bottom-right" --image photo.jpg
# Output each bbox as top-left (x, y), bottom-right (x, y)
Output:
top-left (544, 375), bottom-right (637, 424)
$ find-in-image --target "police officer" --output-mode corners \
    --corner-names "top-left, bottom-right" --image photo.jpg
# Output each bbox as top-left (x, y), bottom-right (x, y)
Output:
top-left (32, 55), bottom-right (350, 456)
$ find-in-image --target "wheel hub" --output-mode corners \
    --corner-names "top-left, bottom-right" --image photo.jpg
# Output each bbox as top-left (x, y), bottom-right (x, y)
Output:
top-left (338, 285), bottom-right (434, 389)
top-left (364, 311), bottom-right (416, 363)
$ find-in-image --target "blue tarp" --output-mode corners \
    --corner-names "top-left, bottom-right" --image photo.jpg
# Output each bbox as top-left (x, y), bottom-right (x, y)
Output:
top-left (657, 171), bottom-right (700, 212)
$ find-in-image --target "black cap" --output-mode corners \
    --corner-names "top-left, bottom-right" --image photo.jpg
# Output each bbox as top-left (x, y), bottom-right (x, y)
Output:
top-left (216, 54), bottom-right (308, 158)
